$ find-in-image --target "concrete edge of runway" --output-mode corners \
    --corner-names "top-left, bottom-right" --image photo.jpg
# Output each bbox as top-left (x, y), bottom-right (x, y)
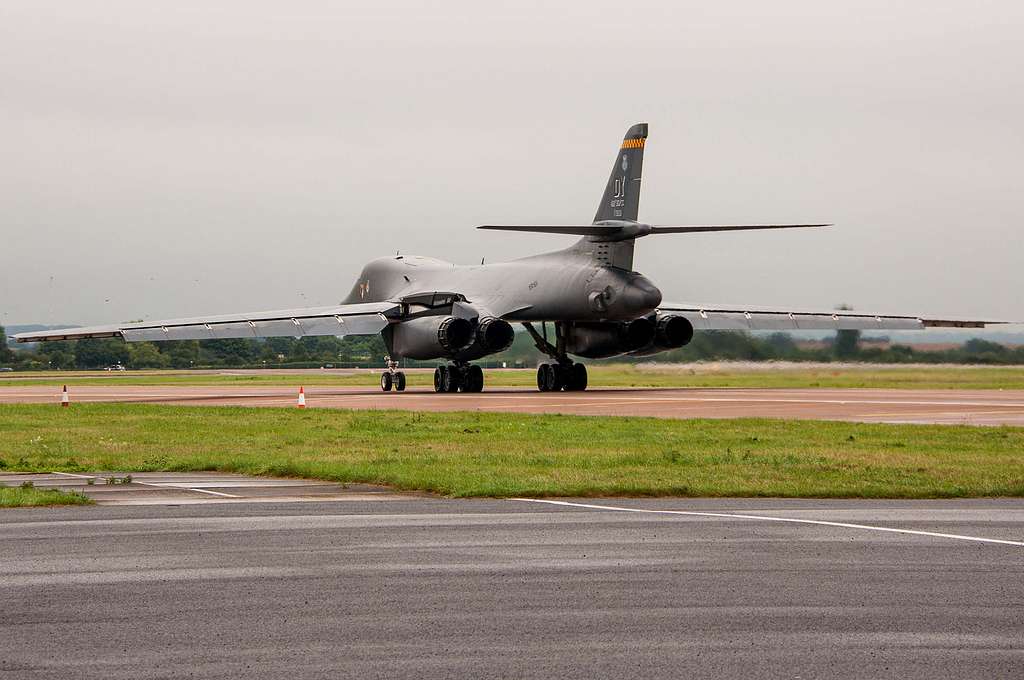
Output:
top-left (4, 471), bottom-right (1024, 549)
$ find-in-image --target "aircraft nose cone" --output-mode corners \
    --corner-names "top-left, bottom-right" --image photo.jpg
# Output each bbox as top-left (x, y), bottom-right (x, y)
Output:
top-left (622, 277), bottom-right (662, 312)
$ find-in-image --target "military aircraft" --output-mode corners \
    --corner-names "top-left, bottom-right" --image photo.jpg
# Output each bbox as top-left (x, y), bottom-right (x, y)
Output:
top-left (17, 123), bottom-right (1006, 393)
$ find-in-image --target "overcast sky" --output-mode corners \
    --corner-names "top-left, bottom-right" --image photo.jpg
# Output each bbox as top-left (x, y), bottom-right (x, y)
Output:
top-left (2, 0), bottom-right (1022, 327)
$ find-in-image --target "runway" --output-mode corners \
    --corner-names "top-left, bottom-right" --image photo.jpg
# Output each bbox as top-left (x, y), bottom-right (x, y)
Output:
top-left (2, 496), bottom-right (1022, 679)
top-left (4, 384), bottom-right (1024, 425)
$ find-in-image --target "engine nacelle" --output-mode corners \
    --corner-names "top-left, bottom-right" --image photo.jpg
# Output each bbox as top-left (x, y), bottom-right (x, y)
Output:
top-left (629, 314), bottom-right (695, 356)
top-left (390, 316), bottom-right (475, 360)
top-left (566, 318), bottom-right (656, 359)
top-left (474, 317), bottom-right (515, 353)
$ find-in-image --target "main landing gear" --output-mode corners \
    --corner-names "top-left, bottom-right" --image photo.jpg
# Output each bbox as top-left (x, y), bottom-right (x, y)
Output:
top-left (380, 357), bottom-right (407, 392)
top-left (536, 361), bottom-right (588, 392)
top-left (524, 321), bottom-right (588, 392)
top-left (433, 363), bottom-right (484, 393)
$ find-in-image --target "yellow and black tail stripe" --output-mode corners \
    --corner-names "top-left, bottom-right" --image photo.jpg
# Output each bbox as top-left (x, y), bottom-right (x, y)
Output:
top-left (621, 138), bottom-right (646, 150)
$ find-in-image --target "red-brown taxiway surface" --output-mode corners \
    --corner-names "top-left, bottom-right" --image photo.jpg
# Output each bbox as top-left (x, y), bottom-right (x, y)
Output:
top-left (4, 385), bottom-right (1024, 425)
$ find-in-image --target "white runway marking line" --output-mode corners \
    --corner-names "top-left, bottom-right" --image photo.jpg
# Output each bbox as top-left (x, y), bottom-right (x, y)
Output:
top-left (50, 471), bottom-right (99, 480)
top-left (180, 488), bottom-right (240, 498)
top-left (132, 481), bottom-right (241, 498)
top-left (53, 471), bottom-right (238, 497)
top-left (513, 499), bottom-right (1024, 547)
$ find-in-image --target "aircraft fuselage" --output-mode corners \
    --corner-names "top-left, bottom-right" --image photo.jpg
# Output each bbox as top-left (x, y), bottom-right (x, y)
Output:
top-left (342, 246), bottom-right (663, 324)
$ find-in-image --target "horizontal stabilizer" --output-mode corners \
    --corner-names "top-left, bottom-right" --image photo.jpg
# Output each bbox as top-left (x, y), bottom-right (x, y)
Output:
top-left (477, 225), bottom-right (619, 235)
top-left (477, 222), bottom-right (830, 241)
top-left (649, 224), bottom-right (829, 233)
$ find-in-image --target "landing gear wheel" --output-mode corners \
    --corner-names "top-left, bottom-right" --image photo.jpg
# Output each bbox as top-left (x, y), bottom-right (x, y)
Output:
top-left (537, 363), bottom-right (552, 392)
top-left (549, 364), bottom-right (565, 392)
top-left (465, 365), bottom-right (484, 393)
top-left (565, 363), bottom-right (588, 391)
top-left (444, 364), bottom-right (462, 393)
top-left (380, 372), bottom-right (393, 392)
top-left (537, 363), bottom-right (561, 392)
top-left (394, 371), bottom-right (406, 392)
top-left (433, 365), bottom-right (447, 393)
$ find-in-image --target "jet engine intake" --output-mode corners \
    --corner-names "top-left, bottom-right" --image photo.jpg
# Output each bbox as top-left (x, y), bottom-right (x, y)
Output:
top-left (629, 314), bottom-right (694, 356)
top-left (656, 314), bottom-right (694, 347)
top-left (566, 318), bottom-right (656, 359)
top-left (390, 316), bottom-right (475, 360)
top-left (438, 317), bottom-right (474, 352)
top-left (475, 317), bottom-right (515, 353)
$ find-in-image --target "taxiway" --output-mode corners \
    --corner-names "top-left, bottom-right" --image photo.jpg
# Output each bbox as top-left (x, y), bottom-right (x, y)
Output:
top-left (1, 495), bottom-right (1022, 679)
top-left (3, 385), bottom-right (1024, 425)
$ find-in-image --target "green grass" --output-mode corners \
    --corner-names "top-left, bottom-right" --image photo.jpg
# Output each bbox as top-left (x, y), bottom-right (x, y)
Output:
top-left (1, 403), bottom-right (1022, 498)
top-left (4, 364), bottom-right (1024, 389)
top-left (0, 485), bottom-right (93, 508)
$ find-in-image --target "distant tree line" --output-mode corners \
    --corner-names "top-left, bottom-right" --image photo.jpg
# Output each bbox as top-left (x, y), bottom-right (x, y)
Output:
top-left (3, 324), bottom-right (1024, 369)
top-left (652, 331), bottom-right (1024, 365)
top-left (1, 328), bottom-right (392, 370)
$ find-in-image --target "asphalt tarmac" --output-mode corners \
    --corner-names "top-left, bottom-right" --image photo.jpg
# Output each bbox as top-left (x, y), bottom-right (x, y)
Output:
top-left (2, 496), bottom-right (1022, 679)
top-left (4, 385), bottom-right (1024, 425)
top-left (0, 471), bottom-right (413, 505)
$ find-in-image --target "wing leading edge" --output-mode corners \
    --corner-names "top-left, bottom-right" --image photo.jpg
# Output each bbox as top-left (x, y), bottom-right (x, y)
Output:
top-left (658, 303), bottom-right (1012, 332)
top-left (14, 302), bottom-right (401, 343)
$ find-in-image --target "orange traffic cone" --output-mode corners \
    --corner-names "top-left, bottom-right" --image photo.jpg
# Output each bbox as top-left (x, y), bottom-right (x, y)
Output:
top-left (297, 386), bottom-right (306, 408)
top-left (61, 385), bottom-right (69, 407)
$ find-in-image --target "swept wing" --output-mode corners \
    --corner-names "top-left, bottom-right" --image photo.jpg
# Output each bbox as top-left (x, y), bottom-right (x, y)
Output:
top-left (14, 302), bottom-right (400, 343)
top-left (657, 302), bottom-right (1011, 331)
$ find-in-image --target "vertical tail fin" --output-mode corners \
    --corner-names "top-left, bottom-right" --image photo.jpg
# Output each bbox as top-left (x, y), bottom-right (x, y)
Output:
top-left (594, 123), bottom-right (648, 223)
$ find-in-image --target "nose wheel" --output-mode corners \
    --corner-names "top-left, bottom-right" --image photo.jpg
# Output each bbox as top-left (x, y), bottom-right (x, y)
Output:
top-left (380, 357), bottom-right (406, 392)
top-left (433, 363), bottom-right (484, 393)
top-left (537, 361), bottom-right (587, 392)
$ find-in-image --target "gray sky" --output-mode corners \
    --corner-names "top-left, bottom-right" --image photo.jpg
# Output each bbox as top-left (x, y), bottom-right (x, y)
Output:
top-left (3, 0), bottom-right (1022, 327)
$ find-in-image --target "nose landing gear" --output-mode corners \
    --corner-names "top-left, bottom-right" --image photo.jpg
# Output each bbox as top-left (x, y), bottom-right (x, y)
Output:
top-left (380, 357), bottom-right (407, 392)
top-left (433, 363), bottom-right (484, 393)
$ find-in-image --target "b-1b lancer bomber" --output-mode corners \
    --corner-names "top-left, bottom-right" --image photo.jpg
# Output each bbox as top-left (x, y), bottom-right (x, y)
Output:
top-left (18, 124), bottom-right (1006, 392)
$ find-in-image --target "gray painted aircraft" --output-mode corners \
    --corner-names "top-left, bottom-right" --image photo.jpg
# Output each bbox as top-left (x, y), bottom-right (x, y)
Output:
top-left (17, 123), bottom-right (1007, 392)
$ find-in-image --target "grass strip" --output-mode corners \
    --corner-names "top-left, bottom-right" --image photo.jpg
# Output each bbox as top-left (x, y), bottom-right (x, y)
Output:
top-left (1, 403), bottom-right (1022, 498)
top-left (0, 486), bottom-right (93, 508)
